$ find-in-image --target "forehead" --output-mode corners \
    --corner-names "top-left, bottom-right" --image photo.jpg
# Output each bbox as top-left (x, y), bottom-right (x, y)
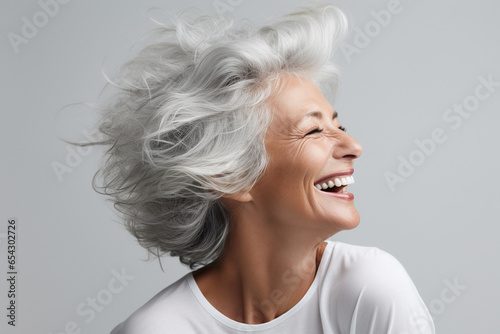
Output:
top-left (268, 76), bottom-right (333, 124)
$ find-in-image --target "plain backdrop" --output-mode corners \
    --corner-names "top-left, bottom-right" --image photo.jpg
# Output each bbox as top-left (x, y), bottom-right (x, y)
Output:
top-left (1, 0), bottom-right (499, 333)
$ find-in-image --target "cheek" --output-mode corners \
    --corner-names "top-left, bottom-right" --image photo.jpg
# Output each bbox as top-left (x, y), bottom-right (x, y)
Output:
top-left (266, 139), bottom-right (330, 187)
top-left (300, 141), bottom-right (330, 167)
top-left (287, 139), bottom-right (330, 181)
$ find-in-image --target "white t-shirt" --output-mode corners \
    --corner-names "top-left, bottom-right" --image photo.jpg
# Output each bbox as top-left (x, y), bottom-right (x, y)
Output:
top-left (111, 241), bottom-right (435, 333)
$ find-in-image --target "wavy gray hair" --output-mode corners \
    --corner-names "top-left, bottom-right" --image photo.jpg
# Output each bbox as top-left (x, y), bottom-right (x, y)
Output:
top-left (85, 2), bottom-right (348, 269)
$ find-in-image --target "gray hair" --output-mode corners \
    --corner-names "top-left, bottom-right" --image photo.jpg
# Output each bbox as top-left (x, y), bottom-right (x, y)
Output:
top-left (85, 2), bottom-right (348, 269)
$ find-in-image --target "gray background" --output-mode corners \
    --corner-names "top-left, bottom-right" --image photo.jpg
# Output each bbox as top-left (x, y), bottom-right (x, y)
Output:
top-left (1, 0), bottom-right (499, 333)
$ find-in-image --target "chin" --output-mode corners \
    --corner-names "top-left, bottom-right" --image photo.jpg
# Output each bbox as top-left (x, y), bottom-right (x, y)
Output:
top-left (329, 210), bottom-right (360, 231)
top-left (345, 217), bottom-right (361, 230)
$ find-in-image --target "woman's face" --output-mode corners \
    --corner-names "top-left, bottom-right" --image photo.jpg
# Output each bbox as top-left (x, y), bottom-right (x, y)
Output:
top-left (249, 76), bottom-right (363, 236)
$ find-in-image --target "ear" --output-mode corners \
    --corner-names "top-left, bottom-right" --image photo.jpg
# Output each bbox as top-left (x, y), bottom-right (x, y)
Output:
top-left (223, 191), bottom-right (253, 203)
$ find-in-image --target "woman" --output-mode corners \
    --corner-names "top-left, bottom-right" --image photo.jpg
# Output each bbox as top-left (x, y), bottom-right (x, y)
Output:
top-left (87, 2), bottom-right (435, 333)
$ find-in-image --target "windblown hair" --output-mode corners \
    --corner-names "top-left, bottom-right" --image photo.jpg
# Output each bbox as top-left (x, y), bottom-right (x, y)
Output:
top-left (84, 2), bottom-right (348, 269)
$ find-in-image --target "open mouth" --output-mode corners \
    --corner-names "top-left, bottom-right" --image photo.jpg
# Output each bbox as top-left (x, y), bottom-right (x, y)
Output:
top-left (314, 176), bottom-right (355, 194)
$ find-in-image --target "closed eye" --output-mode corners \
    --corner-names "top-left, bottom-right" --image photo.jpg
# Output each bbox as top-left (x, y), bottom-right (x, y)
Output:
top-left (304, 126), bottom-right (345, 137)
top-left (305, 128), bottom-right (323, 136)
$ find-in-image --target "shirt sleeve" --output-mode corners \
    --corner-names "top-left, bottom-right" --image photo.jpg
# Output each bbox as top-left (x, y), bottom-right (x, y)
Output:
top-left (345, 248), bottom-right (436, 334)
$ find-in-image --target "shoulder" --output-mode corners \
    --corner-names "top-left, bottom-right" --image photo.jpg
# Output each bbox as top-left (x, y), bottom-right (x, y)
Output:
top-left (320, 241), bottom-right (435, 333)
top-left (110, 273), bottom-right (194, 334)
top-left (324, 241), bottom-right (413, 287)
top-left (333, 241), bottom-right (410, 281)
top-left (323, 241), bottom-right (423, 303)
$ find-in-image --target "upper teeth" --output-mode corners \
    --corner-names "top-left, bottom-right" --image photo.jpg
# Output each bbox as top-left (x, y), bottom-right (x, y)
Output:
top-left (315, 176), bottom-right (355, 190)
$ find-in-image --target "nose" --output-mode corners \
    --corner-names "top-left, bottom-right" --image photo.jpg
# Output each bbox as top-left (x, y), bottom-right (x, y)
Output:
top-left (331, 131), bottom-right (362, 160)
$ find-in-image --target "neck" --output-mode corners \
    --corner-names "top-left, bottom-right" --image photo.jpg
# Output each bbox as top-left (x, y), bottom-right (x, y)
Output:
top-left (193, 202), bottom-right (329, 324)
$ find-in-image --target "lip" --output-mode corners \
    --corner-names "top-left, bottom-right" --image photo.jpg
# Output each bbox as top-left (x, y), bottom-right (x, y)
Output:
top-left (318, 190), bottom-right (354, 200)
top-left (314, 169), bottom-right (354, 185)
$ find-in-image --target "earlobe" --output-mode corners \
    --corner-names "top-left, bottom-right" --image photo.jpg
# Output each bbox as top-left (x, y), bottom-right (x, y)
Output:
top-left (225, 191), bottom-right (253, 203)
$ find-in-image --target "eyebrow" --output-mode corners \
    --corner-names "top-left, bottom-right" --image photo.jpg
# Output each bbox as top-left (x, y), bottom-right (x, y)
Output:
top-left (297, 110), bottom-right (338, 125)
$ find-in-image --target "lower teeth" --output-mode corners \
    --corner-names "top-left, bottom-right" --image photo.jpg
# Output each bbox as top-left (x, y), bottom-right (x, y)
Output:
top-left (321, 186), bottom-right (347, 193)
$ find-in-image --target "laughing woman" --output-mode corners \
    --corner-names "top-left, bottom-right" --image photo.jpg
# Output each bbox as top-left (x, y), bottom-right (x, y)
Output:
top-left (86, 2), bottom-right (435, 333)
